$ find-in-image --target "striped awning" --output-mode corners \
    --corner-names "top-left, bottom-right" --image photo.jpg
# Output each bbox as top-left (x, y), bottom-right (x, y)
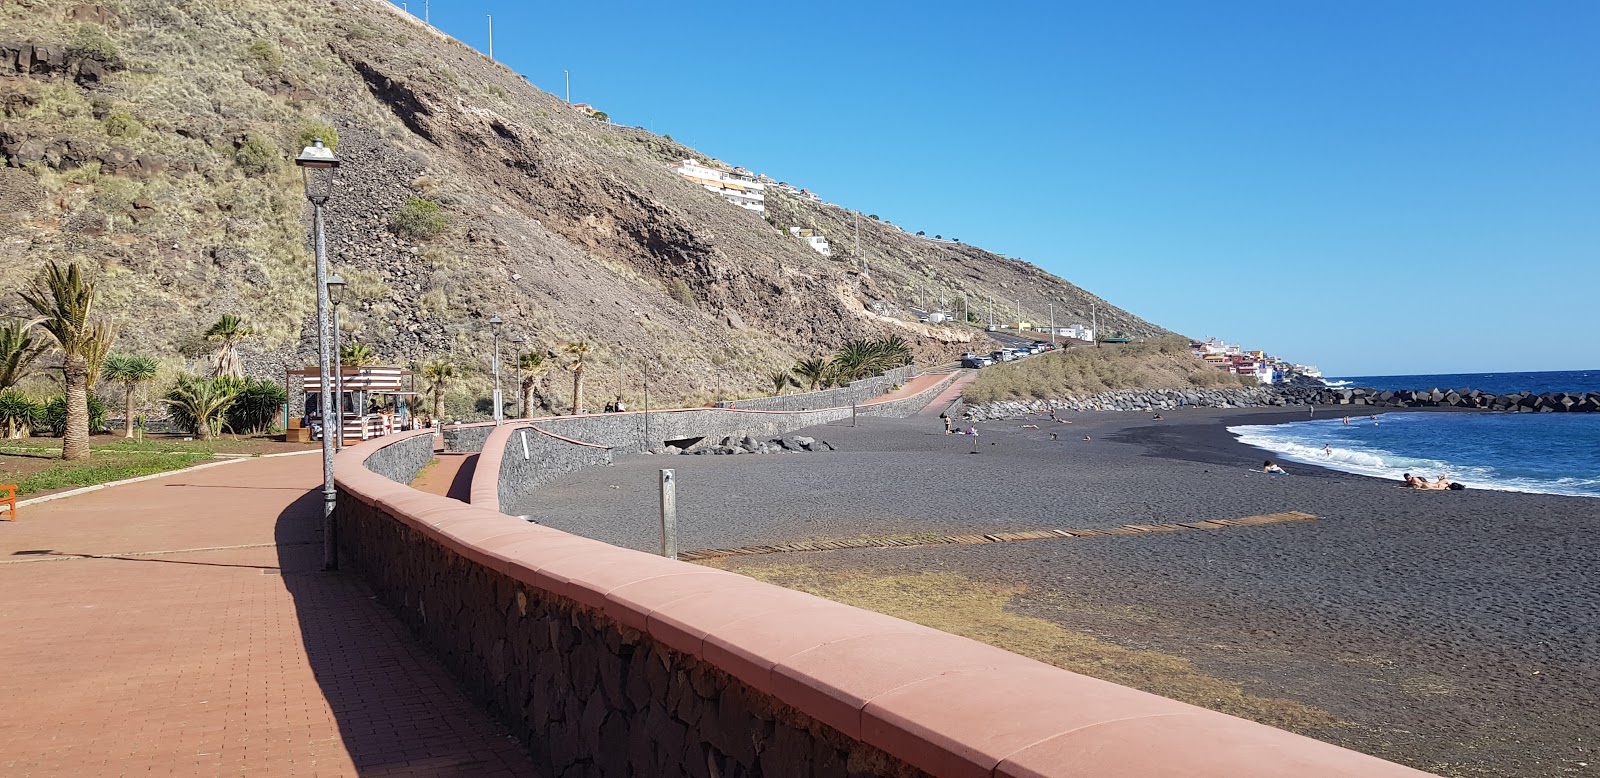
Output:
top-left (292, 366), bottom-right (409, 392)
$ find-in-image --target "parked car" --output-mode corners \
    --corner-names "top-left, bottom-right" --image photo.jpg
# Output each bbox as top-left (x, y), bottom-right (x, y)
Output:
top-left (980, 356), bottom-right (995, 367)
top-left (991, 350), bottom-right (1011, 362)
top-left (961, 356), bottom-right (985, 369)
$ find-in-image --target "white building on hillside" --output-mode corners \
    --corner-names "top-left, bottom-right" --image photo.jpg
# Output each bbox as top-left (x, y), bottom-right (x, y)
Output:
top-left (671, 159), bottom-right (765, 214)
top-left (787, 227), bottom-right (831, 257)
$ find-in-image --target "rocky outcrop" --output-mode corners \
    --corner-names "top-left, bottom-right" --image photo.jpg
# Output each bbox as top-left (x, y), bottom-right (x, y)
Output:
top-left (0, 41), bottom-right (119, 85)
top-left (675, 433), bottom-right (834, 456)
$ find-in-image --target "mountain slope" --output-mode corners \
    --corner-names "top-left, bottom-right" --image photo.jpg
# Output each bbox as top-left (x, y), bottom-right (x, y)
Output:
top-left (0, 0), bottom-right (1170, 413)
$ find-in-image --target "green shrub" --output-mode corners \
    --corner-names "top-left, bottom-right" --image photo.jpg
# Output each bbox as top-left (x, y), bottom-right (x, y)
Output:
top-left (296, 122), bottom-right (340, 153)
top-left (247, 39), bottom-right (283, 70)
top-left (214, 376), bottom-right (286, 434)
top-left (67, 25), bottom-right (119, 62)
top-left (102, 110), bottom-right (141, 138)
top-left (43, 394), bottom-right (109, 436)
top-left (235, 133), bottom-right (280, 176)
top-left (388, 197), bottom-right (447, 240)
top-left (667, 277), bottom-right (694, 306)
top-left (0, 389), bottom-right (44, 437)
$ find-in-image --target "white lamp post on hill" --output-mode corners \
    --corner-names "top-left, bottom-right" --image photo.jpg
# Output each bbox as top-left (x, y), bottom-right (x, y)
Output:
top-left (295, 137), bottom-right (341, 571)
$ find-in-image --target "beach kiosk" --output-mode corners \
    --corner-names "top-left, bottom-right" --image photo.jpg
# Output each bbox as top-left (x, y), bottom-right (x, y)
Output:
top-left (287, 365), bottom-right (420, 443)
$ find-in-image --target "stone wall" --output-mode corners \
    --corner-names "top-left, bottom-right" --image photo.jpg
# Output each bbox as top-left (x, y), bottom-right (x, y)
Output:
top-left (335, 425), bottom-right (1434, 778)
top-left (360, 428), bottom-right (438, 484)
top-left (716, 365), bottom-right (915, 412)
top-left (441, 422), bottom-right (496, 453)
top-left (491, 425), bottom-right (616, 515)
top-left (333, 484), bottom-right (924, 778)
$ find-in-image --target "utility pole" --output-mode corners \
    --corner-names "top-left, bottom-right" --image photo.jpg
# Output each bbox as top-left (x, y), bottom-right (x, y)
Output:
top-left (988, 300), bottom-right (994, 329)
top-left (1048, 303), bottom-right (1055, 345)
top-left (487, 15), bottom-right (494, 61)
top-left (424, 0), bottom-right (429, 24)
top-left (854, 212), bottom-right (863, 276)
top-left (1092, 303), bottom-right (1099, 347)
top-left (565, 70), bottom-right (570, 104)
top-left (1015, 299), bottom-right (1021, 330)
top-left (962, 295), bottom-right (968, 324)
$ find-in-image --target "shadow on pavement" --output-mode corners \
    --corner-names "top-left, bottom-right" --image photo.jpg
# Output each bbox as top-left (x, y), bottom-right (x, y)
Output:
top-left (273, 487), bottom-right (537, 776)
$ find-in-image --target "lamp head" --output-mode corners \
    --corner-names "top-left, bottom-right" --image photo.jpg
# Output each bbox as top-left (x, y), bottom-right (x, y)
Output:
top-left (294, 138), bottom-right (340, 201)
top-left (489, 314), bottom-right (503, 331)
top-left (326, 273), bottom-right (347, 306)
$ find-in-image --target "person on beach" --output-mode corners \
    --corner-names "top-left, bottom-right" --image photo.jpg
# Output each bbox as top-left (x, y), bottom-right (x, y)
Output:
top-left (1343, 416), bottom-right (1350, 426)
top-left (1324, 443), bottom-right (1333, 456)
top-left (614, 396), bottom-right (627, 413)
top-left (941, 412), bottom-right (952, 434)
top-left (1262, 461), bottom-right (1287, 475)
top-left (1403, 473), bottom-right (1452, 490)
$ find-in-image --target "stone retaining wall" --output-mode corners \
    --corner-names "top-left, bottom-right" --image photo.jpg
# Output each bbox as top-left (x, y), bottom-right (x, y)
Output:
top-left (717, 365), bottom-right (914, 412)
top-left (1281, 385), bottom-right (1600, 412)
top-left (360, 428), bottom-right (438, 484)
top-left (332, 414), bottom-right (1434, 778)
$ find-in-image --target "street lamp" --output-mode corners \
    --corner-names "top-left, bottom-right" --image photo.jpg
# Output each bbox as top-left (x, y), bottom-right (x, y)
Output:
top-left (327, 274), bottom-right (347, 451)
top-left (295, 137), bottom-right (341, 572)
top-left (489, 314), bottom-right (503, 424)
top-left (511, 335), bottom-right (526, 419)
top-left (1048, 302), bottom-right (1055, 346)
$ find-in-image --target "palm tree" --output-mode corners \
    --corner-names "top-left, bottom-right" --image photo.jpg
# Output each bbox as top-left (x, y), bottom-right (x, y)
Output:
top-left (102, 354), bottom-right (159, 438)
top-left (792, 357), bottom-right (828, 391)
top-left (769, 370), bottom-right (796, 396)
top-left (420, 358), bottom-right (454, 423)
top-left (19, 261), bottom-right (117, 460)
top-left (340, 341), bottom-right (379, 368)
top-left (204, 314), bottom-right (251, 378)
top-left (518, 351), bottom-right (548, 416)
top-left (832, 339), bottom-right (876, 382)
top-left (562, 341), bottom-right (591, 414)
top-left (0, 317), bottom-right (47, 391)
top-left (162, 376), bottom-right (236, 440)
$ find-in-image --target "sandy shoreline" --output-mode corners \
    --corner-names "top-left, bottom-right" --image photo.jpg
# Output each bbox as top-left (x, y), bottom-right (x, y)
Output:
top-left (521, 407), bottom-right (1597, 777)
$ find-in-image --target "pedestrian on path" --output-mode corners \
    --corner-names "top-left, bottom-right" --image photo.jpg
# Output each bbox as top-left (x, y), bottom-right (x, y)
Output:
top-left (941, 412), bottom-right (952, 434)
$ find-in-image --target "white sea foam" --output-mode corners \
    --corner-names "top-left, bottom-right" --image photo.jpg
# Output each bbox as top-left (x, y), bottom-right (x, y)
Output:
top-left (1322, 379), bottom-right (1355, 388)
top-left (1227, 423), bottom-right (1600, 497)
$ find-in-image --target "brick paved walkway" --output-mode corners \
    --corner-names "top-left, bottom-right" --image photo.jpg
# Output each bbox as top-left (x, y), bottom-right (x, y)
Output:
top-left (0, 454), bottom-right (538, 777)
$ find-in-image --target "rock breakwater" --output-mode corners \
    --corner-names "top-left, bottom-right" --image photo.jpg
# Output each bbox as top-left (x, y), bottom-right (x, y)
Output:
top-left (966, 385), bottom-right (1600, 420)
top-left (1278, 385), bottom-right (1600, 413)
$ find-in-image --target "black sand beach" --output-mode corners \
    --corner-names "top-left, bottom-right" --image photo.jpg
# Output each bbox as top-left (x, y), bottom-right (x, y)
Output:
top-left (517, 407), bottom-right (1599, 777)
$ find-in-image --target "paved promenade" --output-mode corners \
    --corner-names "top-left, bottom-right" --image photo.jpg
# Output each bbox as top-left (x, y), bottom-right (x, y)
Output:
top-left (0, 454), bottom-right (536, 776)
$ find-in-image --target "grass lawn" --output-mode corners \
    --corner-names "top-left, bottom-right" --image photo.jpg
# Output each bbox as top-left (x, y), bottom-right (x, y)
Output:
top-left (0, 433), bottom-right (318, 497)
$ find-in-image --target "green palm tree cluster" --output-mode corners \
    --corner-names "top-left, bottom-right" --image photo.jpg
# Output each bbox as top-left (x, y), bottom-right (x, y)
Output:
top-left (563, 340), bottom-right (591, 414)
top-left (420, 358), bottom-right (455, 423)
top-left (18, 261), bottom-right (118, 460)
top-left (102, 354), bottom-right (159, 438)
top-left (518, 350), bottom-right (549, 417)
top-left (161, 374), bottom-right (287, 439)
top-left (819, 336), bottom-right (914, 387)
top-left (204, 314), bottom-right (252, 378)
top-left (340, 341), bottom-right (379, 368)
top-left (0, 317), bottom-right (48, 391)
top-left (769, 370), bottom-right (798, 395)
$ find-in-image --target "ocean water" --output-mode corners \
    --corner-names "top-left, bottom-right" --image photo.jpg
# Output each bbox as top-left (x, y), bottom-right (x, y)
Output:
top-left (1230, 411), bottom-right (1600, 497)
top-left (1323, 369), bottom-right (1600, 394)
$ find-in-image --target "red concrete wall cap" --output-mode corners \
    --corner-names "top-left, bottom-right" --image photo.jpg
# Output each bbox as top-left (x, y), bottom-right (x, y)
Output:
top-left (995, 708), bottom-right (1437, 778)
top-left (702, 603), bottom-right (942, 700)
top-left (604, 570), bottom-right (771, 634)
top-left (645, 585), bottom-right (823, 660)
top-left (771, 630), bottom-right (1011, 741)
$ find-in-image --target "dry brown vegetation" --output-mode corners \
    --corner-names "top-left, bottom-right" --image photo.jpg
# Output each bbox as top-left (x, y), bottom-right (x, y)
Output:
top-left (710, 560), bottom-right (1339, 734)
top-left (1, 0), bottom-right (1173, 417)
top-left (963, 337), bottom-right (1254, 403)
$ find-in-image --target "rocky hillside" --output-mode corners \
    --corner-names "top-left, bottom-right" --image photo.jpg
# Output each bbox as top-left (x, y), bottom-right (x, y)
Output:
top-left (0, 0), bottom-right (1171, 415)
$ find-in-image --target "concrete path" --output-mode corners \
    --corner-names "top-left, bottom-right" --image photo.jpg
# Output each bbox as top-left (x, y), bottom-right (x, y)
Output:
top-left (411, 451), bottom-right (476, 502)
top-left (0, 455), bottom-right (536, 776)
top-left (916, 370), bottom-right (977, 417)
top-left (865, 371), bottom-right (955, 406)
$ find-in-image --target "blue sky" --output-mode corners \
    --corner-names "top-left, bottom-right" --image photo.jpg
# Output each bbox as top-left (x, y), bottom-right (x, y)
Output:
top-left (400, 1), bottom-right (1597, 376)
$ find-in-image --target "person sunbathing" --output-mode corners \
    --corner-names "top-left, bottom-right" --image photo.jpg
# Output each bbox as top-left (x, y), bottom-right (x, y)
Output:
top-left (1403, 473), bottom-right (1452, 490)
top-left (1262, 461), bottom-right (1287, 475)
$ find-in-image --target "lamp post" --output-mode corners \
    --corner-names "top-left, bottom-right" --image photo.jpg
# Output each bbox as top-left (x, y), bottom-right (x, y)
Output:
top-left (1048, 302), bottom-right (1055, 346)
top-left (295, 138), bottom-right (341, 572)
top-left (511, 335), bottom-right (526, 419)
top-left (327, 274), bottom-right (347, 451)
top-left (489, 314), bottom-right (503, 424)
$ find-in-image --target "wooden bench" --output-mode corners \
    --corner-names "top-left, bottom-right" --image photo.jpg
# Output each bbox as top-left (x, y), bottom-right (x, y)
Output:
top-left (0, 484), bottom-right (16, 521)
